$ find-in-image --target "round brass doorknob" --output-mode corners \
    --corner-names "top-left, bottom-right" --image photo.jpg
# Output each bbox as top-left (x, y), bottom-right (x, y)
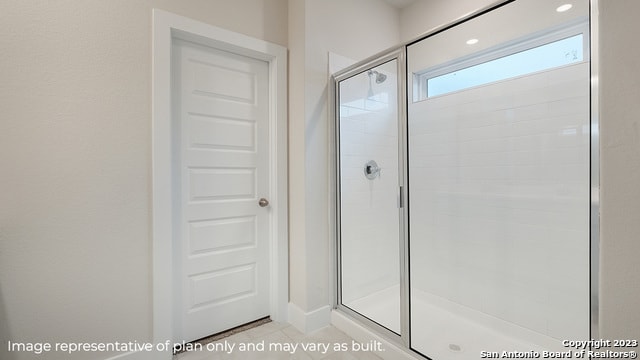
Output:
top-left (258, 198), bottom-right (269, 207)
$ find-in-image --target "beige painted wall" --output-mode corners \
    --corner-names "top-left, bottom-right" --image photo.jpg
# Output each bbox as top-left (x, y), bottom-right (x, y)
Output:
top-left (288, 0), bottom-right (400, 315)
top-left (599, 0), bottom-right (640, 341)
top-left (0, 1), bottom-right (287, 360)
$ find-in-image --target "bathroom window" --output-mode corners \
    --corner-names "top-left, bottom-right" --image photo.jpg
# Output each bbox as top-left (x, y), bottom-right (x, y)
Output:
top-left (414, 20), bottom-right (589, 100)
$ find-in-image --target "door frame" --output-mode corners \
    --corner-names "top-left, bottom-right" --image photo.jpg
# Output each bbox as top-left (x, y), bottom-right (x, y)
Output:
top-left (152, 9), bottom-right (288, 355)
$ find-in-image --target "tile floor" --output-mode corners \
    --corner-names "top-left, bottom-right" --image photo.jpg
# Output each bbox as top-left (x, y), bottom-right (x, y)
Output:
top-left (176, 322), bottom-right (383, 360)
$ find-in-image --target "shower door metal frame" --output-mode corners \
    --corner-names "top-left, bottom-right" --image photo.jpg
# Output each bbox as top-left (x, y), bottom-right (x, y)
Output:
top-left (402, 0), bottom-right (600, 348)
top-left (332, 46), bottom-right (410, 347)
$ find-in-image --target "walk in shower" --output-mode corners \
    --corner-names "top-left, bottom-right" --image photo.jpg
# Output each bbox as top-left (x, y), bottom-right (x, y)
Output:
top-left (333, 0), bottom-right (597, 359)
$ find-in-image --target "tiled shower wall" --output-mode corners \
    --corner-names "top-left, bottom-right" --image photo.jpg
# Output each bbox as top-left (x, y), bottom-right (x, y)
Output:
top-left (408, 62), bottom-right (590, 340)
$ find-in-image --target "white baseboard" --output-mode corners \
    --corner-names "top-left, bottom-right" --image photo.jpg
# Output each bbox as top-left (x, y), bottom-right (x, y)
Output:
top-left (288, 302), bottom-right (332, 334)
top-left (331, 310), bottom-right (421, 360)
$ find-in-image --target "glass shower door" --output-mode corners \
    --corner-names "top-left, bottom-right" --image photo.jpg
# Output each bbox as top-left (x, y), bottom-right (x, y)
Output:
top-left (335, 56), bottom-right (403, 335)
top-left (407, 0), bottom-right (591, 358)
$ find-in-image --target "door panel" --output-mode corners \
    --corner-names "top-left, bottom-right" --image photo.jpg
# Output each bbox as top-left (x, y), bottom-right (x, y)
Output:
top-left (173, 39), bottom-right (270, 342)
top-left (337, 59), bottom-right (402, 334)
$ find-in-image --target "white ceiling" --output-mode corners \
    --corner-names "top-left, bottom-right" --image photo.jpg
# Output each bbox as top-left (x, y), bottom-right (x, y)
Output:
top-left (383, 0), bottom-right (419, 9)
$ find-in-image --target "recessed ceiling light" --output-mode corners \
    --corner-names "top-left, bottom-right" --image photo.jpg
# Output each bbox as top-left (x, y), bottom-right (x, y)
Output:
top-left (556, 4), bottom-right (573, 12)
top-left (466, 38), bottom-right (479, 45)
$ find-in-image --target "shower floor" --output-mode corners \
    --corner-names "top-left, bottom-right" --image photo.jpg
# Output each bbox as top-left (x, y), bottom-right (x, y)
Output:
top-left (410, 289), bottom-right (566, 359)
top-left (345, 285), bottom-right (401, 334)
top-left (345, 286), bottom-right (565, 360)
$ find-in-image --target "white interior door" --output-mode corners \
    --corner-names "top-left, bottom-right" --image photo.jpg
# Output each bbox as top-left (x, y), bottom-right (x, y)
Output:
top-left (173, 38), bottom-right (271, 343)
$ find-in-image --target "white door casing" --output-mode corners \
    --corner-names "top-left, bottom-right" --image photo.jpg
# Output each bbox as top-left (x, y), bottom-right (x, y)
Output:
top-left (152, 9), bottom-right (288, 357)
top-left (173, 39), bottom-right (270, 342)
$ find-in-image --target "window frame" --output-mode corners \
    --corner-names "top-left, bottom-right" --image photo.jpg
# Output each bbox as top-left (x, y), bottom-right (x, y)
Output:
top-left (414, 17), bottom-right (590, 101)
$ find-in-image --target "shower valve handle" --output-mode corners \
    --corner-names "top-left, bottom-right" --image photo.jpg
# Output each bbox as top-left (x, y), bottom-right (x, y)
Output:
top-left (364, 160), bottom-right (381, 180)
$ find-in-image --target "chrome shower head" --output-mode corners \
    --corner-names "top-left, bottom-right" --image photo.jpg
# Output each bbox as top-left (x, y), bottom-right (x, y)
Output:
top-left (368, 70), bottom-right (387, 84)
